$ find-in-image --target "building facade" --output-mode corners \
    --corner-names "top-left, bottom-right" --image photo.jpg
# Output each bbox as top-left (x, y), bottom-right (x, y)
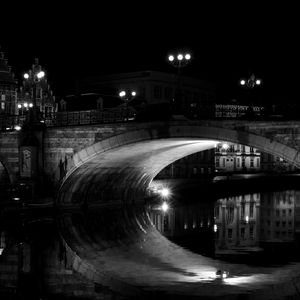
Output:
top-left (18, 58), bottom-right (56, 119)
top-left (0, 49), bottom-right (18, 116)
top-left (155, 149), bottom-right (215, 180)
top-left (215, 143), bottom-right (261, 173)
top-left (79, 71), bottom-right (216, 116)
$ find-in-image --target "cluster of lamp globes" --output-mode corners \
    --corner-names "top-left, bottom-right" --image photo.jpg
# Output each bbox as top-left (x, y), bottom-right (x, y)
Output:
top-left (119, 90), bottom-right (137, 98)
top-left (17, 102), bottom-right (33, 109)
top-left (168, 53), bottom-right (191, 63)
top-left (239, 74), bottom-right (262, 88)
top-left (23, 70), bottom-right (45, 80)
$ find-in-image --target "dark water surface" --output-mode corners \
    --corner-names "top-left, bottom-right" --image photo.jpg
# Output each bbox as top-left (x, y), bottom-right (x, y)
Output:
top-left (1, 175), bottom-right (300, 299)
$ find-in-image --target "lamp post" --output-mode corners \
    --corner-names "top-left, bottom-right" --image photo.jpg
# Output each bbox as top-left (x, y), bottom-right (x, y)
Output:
top-left (167, 51), bottom-right (192, 115)
top-left (119, 89), bottom-right (137, 121)
top-left (23, 60), bottom-right (45, 125)
top-left (239, 73), bottom-right (262, 119)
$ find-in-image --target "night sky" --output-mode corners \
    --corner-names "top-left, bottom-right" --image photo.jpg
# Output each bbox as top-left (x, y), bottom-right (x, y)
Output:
top-left (1, 4), bottom-right (299, 104)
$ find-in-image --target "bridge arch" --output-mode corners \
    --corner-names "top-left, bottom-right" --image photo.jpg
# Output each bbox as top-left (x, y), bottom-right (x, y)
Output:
top-left (56, 122), bottom-right (300, 296)
top-left (58, 122), bottom-right (300, 206)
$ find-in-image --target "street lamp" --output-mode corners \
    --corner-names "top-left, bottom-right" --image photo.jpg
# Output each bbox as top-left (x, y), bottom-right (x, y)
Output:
top-left (119, 89), bottom-right (137, 121)
top-left (23, 59), bottom-right (46, 124)
top-left (239, 73), bottom-right (262, 88)
top-left (167, 51), bottom-right (192, 115)
top-left (239, 73), bottom-right (262, 118)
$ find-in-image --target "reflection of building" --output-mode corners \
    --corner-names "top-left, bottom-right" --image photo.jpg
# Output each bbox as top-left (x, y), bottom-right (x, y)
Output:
top-left (150, 202), bottom-right (214, 239)
top-left (149, 208), bottom-right (175, 237)
top-left (260, 190), bottom-right (298, 242)
top-left (0, 49), bottom-right (18, 116)
top-left (155, 149), bottom-right (215, 179)
top-left (214, 194), bottom-right (261, 251)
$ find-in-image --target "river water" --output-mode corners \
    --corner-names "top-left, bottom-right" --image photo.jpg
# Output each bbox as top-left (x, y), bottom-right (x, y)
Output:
top-left (1, 175), bottom-right (300, 299)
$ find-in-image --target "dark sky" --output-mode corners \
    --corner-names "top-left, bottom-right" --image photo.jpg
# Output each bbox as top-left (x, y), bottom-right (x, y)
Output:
top-left (1, 3), bottom-right (299, 103)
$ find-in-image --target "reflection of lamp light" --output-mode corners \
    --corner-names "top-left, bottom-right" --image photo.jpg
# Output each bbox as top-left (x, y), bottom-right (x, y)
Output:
top-left (160, 188), bottom-right (170, 198)
top-left (245, 215), bottom-right (249, 223)
top-left (214, 224), bottom-right (218, 232)
top-left (0, 232), bottom-right (6, 256)
top-left (161, 201), bottom-right (169, 212)
top-left (216, 269), bottom-right (229, 279)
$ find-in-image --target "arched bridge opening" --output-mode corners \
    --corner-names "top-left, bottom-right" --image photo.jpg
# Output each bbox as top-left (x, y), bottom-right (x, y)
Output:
top-left (57, 123), bottom-right (300, 296)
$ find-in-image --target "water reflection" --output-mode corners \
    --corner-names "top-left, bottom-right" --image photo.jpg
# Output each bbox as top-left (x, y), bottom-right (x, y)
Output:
top-left (151, 189), bottom-right (300, 265)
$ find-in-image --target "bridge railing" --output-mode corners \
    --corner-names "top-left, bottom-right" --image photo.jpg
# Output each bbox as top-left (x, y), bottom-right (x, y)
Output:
top-left (0, 108), bottom-right (136, 131)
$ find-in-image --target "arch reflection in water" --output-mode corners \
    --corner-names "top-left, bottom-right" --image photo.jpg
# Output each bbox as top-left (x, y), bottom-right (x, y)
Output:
top-left (151, 189), bottom-right (300, 264)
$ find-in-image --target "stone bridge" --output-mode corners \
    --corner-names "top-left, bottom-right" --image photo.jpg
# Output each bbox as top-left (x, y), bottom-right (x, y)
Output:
top-left (1, 119), bottom-right (300, 199)
top-left (2, 119), bottom-right (300, 298)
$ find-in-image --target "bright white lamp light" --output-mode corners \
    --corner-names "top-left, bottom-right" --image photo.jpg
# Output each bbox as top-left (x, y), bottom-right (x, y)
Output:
top-left (161, 201), bottom-right (169, 212)
top-left (177, 54), bottom-right (183, 60)
top-left (119, 91), bottom-right (126, 97)
top-left (222, 143), bottom-right (229, 150)
top-left (240, 79), bottom-right (246, 85)
top-left (23, 73), bottom-right (29, 79)
top-left (160, 188), bottom-right (170, 198)
top-left (37, 71), bottom-right (45, 79)
top-left (168, 55), bottom-right (174, 61)
top-left (185, 53), bottom-right (191, 60)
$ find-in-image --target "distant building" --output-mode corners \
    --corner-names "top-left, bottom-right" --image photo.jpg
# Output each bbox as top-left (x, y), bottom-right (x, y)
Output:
top-left (78, 70), bottom-right (216, 117)
top-left (215, 143), bottom-right (261, 173)
top-left (18, 58), bottom-right (56, 118)
top-left (215, 142), bottom-right (298, 174)
top-left (155, 149), bottom-right (215, 180)
top-left (0, 48), bottom-right (18, 116)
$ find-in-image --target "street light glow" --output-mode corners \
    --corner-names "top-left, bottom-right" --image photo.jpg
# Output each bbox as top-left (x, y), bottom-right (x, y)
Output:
top-left (161, 201), bottom-right (169, 212)
top-left (29, 103), bottom-right (33, 107)
top-left (23, 102), bottom-right (28, 108)
top-left (177, 54), bottom-right (183, 60)
top-left (37, 71), bottom-right (45, 79)
top-left (131, 91), bottom-right (136, 96)
top-left (240, 79), bottom-right (246, 85)
top-left (160, 188), bottom-right (170, 198)
top-left (168, 55), bottom-right (174, 61)
top-left (14, 125), bottom-right (21, 131)
top-left (185, 53), bottom-right (191, 60)
top-left (221, 143), bottom-right (229, 150)
top-left (255, 79), bottom-right (261, 85)
top-left (23, 73), bottom-right (29, 79)
top-left (17, 104), bottom-right (22, 108)
top-left (119, 91), bottom-right (126, 97)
